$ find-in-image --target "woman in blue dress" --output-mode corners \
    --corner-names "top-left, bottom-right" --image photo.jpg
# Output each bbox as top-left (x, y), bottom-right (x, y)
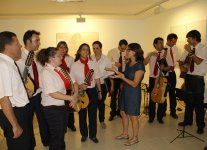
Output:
top-left (114, 43), bottom-right (145, 146)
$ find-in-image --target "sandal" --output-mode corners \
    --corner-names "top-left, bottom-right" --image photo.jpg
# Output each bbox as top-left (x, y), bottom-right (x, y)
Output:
top-left (115, 134), bottom-right (129, 140)
top-left (124, 137), bottom-right (139, 146)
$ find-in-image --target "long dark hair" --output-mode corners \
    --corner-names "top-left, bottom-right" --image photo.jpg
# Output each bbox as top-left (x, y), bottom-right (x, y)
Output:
top-left (74, 43), bottom-right (91, 62)
top-left (36, 47), bottom-right (57, 66)
top-left (128, 43), bottom-right (144, 62)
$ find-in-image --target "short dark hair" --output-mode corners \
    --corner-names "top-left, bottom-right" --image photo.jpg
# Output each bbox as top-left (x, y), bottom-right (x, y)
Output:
top-left (119, 39), bottom-right (128, 46)
top-left (128, 43), bottom-right (144, 62)
top-left (167, 33), bottom-right (178, 41)
top-left (36, 47), bottom-right (57, 66)
top-left (0, 31), bottom-right (16, 53)
top-left (23, 30), bottom-right (40, 45)
top-left (153, 37), bottom-right (164, 48)
top-left (186, 30), bottom-right (201, 42)
top-left (92, 41), bottom-right (102, 49)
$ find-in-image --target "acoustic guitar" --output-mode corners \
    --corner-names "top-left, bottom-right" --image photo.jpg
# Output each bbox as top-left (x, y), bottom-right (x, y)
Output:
top-left (151, 59), bottom-right (168, 103)
top-left (22, 51), bottom-right (37, 94)
top-left (61, 68), bottom-right (93, 112)
top-left (179, 48), bottom-right (195, 78)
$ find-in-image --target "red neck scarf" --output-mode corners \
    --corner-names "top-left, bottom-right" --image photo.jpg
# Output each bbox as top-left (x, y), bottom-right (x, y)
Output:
top-left (54, 68), bottom-right (71, 90)
top-left (80, 57), bottom-right (91, 86)
top-left (61, 56), bottom-right (70, 73)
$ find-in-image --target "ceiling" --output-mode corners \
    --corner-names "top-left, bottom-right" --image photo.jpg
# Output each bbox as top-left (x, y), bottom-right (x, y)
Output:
top-left (0, 0), bottom-right (196, 19)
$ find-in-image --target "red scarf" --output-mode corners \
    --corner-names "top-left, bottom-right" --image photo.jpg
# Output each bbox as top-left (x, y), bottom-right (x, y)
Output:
top-left (54, 68), bottom-right (71, 90)
top-left (61, 56), bottom-right (70, 73)
top-left (80, 57), bottom-right (91, 86)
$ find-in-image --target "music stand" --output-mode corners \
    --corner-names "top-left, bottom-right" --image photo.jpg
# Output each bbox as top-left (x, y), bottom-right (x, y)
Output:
top-left (170, 88), bottom-right (205, 143)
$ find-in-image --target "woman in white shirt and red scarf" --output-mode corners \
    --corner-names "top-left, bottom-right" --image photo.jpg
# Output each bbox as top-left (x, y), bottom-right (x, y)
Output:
top-left (36, 47), bottom-right (78, 150)
top-left (57, 41), bottom-right (76, 131)
top-left (70, 43), bottom-right (102, 143)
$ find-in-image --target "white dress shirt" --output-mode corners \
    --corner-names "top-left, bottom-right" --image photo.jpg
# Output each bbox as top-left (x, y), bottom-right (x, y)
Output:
top-left (0, 78), bottom-right (4, 99)
top-left (16, 48), bottom-right (42, 95)
top-left (64, 55), bottom-right (74, 69)
top-left (70, 59), bottom-right (102, 88)
top-left (40, 64), bottom-right (75, 107)
top-left (91, 54), bottom-right (113, 84)
top-left (149, 50), bottom-right (168, 78)
top-left (0, 53), bottom-right (29, 108)
top-left (165, 45), bottom-right (179, 68)
top-left (107, 48), bottom-right (126, 72)
top-left (180, 43), bottom-right (207, 76)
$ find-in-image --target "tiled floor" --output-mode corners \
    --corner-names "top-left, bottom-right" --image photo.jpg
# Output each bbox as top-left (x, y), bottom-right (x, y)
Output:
top-left (0, 97), bottom-right (207, 150)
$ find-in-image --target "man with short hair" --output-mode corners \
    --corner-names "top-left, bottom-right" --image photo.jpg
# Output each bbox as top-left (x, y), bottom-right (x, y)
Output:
top-left (16, 30), bottom-right (49, 146)
top-left (0, 31), bottom-right (33, 150)
top-left (107, 39), bottom-right (128, 121)
top-left (165, 33), bottom-right (179, 119)
top-left (178, 30), bottom-right (207, 134)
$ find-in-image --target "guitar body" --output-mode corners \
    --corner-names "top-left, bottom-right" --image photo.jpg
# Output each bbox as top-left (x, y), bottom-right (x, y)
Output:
top-left (180, 52), bottom-right (194, 78)
top-left (151, 77), bottom-right (168, 103)
top-left (74, 92), bottom-right (89, 112)
top-left (25, 75), bottom-right (36, 94)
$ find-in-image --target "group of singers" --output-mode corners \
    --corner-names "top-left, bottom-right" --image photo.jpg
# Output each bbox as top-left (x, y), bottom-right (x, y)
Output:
top-left (0, 29), bottom-right (207, 149)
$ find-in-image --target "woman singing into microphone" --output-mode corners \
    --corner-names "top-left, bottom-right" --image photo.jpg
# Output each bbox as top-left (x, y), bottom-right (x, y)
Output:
top-left (114, 43), bottom-right (145, 146)
top-left (70, 43), bottom-right (102, 143)
top-left (36, 47), bottom-right (78, 150)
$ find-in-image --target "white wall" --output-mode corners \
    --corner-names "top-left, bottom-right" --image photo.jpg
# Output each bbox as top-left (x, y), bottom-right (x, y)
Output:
top-left (0, 19), bottom-right (147, 56)
top-left (0, 0), bottom-right (207, 85)
top-left (142, 0), bottom-right (207, 85)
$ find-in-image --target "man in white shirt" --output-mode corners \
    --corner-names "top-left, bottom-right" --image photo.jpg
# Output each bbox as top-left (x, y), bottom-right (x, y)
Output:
top-left (165, 33), bottom-right (179, 119)
top-left (107, 39), bottom-right (128, 121)
top-left (92, 40), bottom-right (114, 128)
top-left (144, 37), bottom-right (169, 124)
top-left (16, 30), bottom-right (49, 146)
top-left (0, 31), bottom-right (33, 149)
top-left (178, 30), bottom-right (207, 134)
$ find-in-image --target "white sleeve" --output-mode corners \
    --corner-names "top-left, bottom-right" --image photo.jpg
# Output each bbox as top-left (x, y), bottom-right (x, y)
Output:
top-left (0, 78), bottom-right (4, 99)
top-left (196, 46), bottom-right (207, 60)
top-left (179, 50), bottom-right (188, 62)
top-left (0, 63), bottom-right (12, 97)
top-left (173, 46), bottom-right (180, 62)
top-left (41, 70), bottom-right (58, 94)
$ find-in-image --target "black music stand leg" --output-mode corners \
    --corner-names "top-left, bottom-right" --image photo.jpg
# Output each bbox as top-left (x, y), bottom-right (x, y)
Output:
top-left (170, 126), bottom-right (205, 143)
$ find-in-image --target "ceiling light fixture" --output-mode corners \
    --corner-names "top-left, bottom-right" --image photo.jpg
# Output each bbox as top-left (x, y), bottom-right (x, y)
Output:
top-left (76, 14), bottom-right (85, 23)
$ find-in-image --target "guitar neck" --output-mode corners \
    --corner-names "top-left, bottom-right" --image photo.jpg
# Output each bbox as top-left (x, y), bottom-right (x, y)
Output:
top-left (84, 70), bottom-right (94, 84)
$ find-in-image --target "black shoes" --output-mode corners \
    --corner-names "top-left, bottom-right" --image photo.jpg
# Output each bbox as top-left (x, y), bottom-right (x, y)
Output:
top-left (148, 119), bottom-right (154, 123)
top-left (197, 128), bottom-right (204, 134)
top-left (158, 119), bottom-right (164, 124)
top-left (170, 113), bottom-right (178, 119)
top-left (178, 121), bottom-right (192, 126)
top-left (90, 137), bottom-right (99, 143)
top-left (109, 116), bottom-right (114, 121)
top-left (81, 136), bottom-right (87, 142)
top-left (68, 125), bottom-right (76, 131)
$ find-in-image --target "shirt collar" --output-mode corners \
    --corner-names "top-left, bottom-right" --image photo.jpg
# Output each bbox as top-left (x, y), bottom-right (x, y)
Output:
top-left (45, 63), bottom-right (60, 71)
top-left (22, 47), bottom-right (30, 56)
top-left (0, 53), bottom-right (15, 65)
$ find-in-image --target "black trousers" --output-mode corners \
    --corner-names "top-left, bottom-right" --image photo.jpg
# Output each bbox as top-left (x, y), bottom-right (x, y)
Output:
top-left (67, 112), bottom-right (75, 128)
top-left (43, 106), bottom-right (67, 150)
top-left (149, 77), bottom-right (167, 121)
top-left (110, 78), bottom-right (122, 117)
top-left (98, 84), bottom-right (107, 122)
top-left (0, 104), bottom-right (34, 150)
top-left (29, 93), bottom-right (49, 146)
top-left (78, 87), bottom-right (98, 139)
top-left (167, 71), bottom-right (177, 114)
top-left (184, 74), bottom-right (205, 128)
